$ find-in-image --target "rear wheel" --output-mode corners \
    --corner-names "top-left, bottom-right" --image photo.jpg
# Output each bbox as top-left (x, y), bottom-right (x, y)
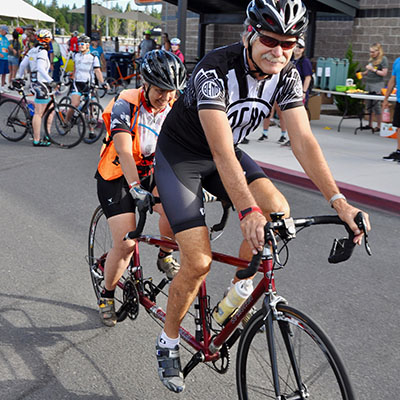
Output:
top-left (44, 103), bottom-right (85, 148)
top-left (236, 305), bottom-right (355, 400)
top-left (88, 205), bottom-right (128, 322)
top-left (0, 99), bottom-right (30, 141)
top-left (83, 101), bottom-right (105, 144)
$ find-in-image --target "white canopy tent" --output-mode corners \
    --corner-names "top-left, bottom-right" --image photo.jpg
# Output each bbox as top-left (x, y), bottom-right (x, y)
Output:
top-left (0, 0), bottom-right (55, 24)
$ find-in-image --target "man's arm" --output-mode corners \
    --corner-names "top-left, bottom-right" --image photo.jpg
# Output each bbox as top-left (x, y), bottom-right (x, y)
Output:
top-left (283, 106), bottom-right (370, 243)
top-left (199, 109), bottom-right (266, 253)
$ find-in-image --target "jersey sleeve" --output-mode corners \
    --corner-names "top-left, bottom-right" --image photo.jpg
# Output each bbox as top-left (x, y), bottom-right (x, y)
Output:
top-left (93, 54), bottom-right (101, 68)
top-left (110, 98), bottom-right (134, 138)
top-left (276, 67), bottom-right (304, 111)
top-left (192, 67), bottom-right (226, 112)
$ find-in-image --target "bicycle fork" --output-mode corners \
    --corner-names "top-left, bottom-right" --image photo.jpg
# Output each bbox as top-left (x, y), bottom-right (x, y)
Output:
top-left (263, 292), bottom-right (309, 399)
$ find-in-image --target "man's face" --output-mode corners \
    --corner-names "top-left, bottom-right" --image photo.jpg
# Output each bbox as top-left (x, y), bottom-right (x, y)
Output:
top-left (245, 30), bottom-right (297, 76)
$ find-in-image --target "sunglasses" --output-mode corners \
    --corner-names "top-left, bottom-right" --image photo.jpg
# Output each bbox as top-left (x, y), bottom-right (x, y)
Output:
top-left (256, 33), bottom-right (297, 50)
top-left (78, 42), bottom-right (87, 46)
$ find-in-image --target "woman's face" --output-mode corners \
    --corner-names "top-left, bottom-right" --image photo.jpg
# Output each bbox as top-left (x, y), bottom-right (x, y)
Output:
top-left (370, 47), bottom-right (379, 58)
top-left (146, 85), bottom-right (176, 111)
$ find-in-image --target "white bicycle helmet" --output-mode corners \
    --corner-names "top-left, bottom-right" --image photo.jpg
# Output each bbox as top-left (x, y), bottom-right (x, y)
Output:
top-left (36, 29), bottom-right (52, 44)
top-left (247, 0), bottom-right (308, 36)
top-left (170, 38), bottom-right (181, 46)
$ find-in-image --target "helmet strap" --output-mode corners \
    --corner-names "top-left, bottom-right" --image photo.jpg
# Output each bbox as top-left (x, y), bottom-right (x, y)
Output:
top-left (246, 31), bottom-right (271, 79)
top-left (143, 84), bottom-right (154, 109)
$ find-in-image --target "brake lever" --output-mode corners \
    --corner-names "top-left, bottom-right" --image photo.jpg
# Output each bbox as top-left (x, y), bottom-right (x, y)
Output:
top-left (354, 212), bottom-right (372, 256)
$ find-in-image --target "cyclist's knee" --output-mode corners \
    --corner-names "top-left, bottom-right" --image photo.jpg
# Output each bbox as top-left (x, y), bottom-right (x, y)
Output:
top-left (113, 240), bottom-right (135, 259)
top-left (264, 193), bottom-right (290, 218)
top-left (180, 252), bottom-right (212, 280)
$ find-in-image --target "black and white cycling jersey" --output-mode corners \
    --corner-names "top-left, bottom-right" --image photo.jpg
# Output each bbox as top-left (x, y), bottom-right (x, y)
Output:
top-left (161, 42), bottom-right (303, 158)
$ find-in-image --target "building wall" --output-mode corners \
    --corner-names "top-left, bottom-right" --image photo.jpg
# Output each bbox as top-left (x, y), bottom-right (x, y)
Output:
top-left (161, 1), bottom-right (400, 79)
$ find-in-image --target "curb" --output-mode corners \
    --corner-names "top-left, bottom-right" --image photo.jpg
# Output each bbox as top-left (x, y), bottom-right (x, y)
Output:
top-left (257, 161), bottom-right (400, 215)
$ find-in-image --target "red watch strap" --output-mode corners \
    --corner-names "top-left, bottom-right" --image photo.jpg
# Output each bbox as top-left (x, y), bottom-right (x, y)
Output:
top-left (238, 206), bottom-right (263, 221)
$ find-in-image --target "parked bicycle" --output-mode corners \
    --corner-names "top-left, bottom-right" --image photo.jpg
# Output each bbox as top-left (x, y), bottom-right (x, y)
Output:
top-left (59, 83), bottom-right (106, 144)
top-left (87, 198), bottom-right (371, 399)
top-left (105, 57), bottom-right (141, 94)
top-left (0, 79), bottom-right (86, 148)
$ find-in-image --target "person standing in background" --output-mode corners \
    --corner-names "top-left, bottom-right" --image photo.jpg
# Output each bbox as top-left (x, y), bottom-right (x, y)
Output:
top-left (292, 37), bottom-right (313, 106)
top-left (161, 33), bottom-right (171, 51)
top-left (8, 29), bottom-right (22, 89)
top-left (0, 25), bottom-right (10, 93)
top-left (362, 43), bottom-right (388, 133)
top-left (90, 38), bottom-right (106, 72)
top-left (170, 38), bottom-right (184, 63)
top-left (138, 30), bottom-right (157, 58)
top-left (382, 56), bottom-right (400, 162)
top-left (50, 37), bottom-right (62, 84)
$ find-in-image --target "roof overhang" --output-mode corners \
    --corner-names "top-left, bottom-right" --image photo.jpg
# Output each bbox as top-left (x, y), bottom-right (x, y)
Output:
top-left (164, 0), bottom-right (359, 22)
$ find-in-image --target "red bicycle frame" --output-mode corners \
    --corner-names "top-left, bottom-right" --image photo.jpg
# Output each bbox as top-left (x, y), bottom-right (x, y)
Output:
top-left (121, 235), bottom-right (277, 364)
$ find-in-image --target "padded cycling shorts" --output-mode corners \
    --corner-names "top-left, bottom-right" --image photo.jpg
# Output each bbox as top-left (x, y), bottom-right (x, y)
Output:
top-left (96, 173), bottom-right (155, 219)
top-left (154, 134), bottom-right (267, 234)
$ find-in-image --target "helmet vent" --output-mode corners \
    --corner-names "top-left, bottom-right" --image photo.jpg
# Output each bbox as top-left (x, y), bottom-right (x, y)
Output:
top-left (264, 15), bottom-right (275, 26)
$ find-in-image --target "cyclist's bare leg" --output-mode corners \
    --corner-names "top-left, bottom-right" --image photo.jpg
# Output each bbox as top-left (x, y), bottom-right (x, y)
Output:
top-left (163, 226), bottom-right (212, 339)
top-left (152, 187), bottom-right (175, 253)
top-left (104, 212), bottom-right (136, 291)
top-left (32, 103), bottom-right (47, 142)
top-left (65, 93), bottom-right (80, 121)
top-left (236, 177), bottom-right (290, 277)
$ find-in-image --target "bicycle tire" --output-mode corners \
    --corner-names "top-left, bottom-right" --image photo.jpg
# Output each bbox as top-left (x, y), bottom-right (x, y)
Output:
top-left (236, 305), bottom-right (355, 400)
top-left (83, 101), bottom-right (105, 144)
top-left (0, 98), bottom-right (30, 142)
top-left (96, 85), bottom-right (107, 99)
top-left (44, 103), bottom-right (85, 148)
top-left (88, 205), bottom-right (128, 322)
top-left (105, 77), bottom-right (119, 95)
top-left (59, 96), bottom-right (71, 104)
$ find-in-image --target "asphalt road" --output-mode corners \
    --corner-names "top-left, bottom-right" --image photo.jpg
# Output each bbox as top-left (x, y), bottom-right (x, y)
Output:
top-left (0, 136), bottom-right (399, 399)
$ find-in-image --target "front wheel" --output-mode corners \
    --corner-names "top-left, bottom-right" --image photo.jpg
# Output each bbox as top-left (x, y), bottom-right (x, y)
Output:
top-left (0, 99), bottom-right (30, 142)
top-left (236, 305), bottom-right (355, 400)
top-left (44, 103), bottom-right (85, 148)
top-left (83, 101), bottom-right (105, 144)
top-left (88, 205), bottom-right (128, 322)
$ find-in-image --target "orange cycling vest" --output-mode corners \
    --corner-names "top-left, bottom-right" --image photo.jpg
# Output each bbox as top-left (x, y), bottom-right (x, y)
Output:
top-left (98, 88), bottom-right (165, 181)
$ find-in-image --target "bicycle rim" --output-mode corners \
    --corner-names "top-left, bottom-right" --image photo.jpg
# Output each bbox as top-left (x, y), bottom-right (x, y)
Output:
top-left (83, 102), bottom-right (105, 144)
top-left (236, 306), bottom-right (355, 400)
top-left (88, 205), bottom-right (128, 322)
top-left (0, 99), bottom-right (30, 142)
top-left (44, 104), bottom-right (85, 148)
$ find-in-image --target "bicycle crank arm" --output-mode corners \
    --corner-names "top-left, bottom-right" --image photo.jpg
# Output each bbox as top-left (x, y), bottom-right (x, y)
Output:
top-left (182, 351), bottom-right (205, 378)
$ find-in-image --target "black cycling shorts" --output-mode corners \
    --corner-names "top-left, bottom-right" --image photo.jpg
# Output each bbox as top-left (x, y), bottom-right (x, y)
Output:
top-left (154, 134), bottom-right (267, 234)
top-left (96, 173), bottom-right (155, 219)
top-left (393, 102), bottom-right (400, 128)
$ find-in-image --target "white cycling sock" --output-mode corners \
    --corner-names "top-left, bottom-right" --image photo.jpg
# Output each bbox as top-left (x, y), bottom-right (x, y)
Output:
top-left (280, 131), bottom-right (287, 138)
top-left (159, 330), bottom-right (180, 348)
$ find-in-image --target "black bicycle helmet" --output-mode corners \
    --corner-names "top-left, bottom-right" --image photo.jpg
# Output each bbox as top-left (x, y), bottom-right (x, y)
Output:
top-left (140, 50), bottom-right (186, 91)
top-left (247, 0), bottom-right (308, 37)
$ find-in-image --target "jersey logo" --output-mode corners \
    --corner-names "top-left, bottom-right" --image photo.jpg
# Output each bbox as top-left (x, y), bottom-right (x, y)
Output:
top-left (201, 81), bottom-right (221, 99)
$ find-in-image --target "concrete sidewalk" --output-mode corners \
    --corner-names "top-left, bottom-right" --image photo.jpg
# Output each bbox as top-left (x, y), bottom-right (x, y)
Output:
top-left (241, 114), bottom-right (400, 214)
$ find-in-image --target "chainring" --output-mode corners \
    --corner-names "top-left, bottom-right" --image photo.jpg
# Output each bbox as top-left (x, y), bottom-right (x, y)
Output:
top-left (211, 341), bottom-right (230, 374)
top-left (123, 278), bottom-right (139, 320)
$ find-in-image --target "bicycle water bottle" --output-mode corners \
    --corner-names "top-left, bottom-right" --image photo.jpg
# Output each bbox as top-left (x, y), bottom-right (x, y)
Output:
top-left (212, 279), bottom-right (253, 325)
top-left (382, 108), bottom-right (391, 123)
top-left (27, 103), bottom-right (35, 117)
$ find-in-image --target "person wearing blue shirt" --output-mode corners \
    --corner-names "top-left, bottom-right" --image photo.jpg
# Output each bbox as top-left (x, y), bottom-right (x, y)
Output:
top-left (0, 25), bottom-right (10, 93)
top-left (90, 39), bottom-right (106, 72)
top-left (382, 57), bottom-right (400, 162)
